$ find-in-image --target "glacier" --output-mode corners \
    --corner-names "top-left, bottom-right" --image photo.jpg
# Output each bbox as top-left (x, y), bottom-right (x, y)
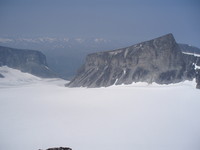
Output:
top-left (0, 67), bottom-right (200, 150)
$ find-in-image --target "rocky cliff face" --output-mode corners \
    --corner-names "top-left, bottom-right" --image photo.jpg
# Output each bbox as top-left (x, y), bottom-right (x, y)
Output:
top-left (0, 46), bottom-right (57, 78)
top-left (67, 34), bottom-right (200, 88)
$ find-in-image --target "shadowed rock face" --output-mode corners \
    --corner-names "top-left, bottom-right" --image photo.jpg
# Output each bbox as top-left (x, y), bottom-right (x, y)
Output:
top-left (67, 34), bottom-right (200, 88)
top-left (196, 70), bottom-right (200, 89)
top-left (0, 73), bottom-right (4, 78)
top-left (0, 46), bottom-right (57, 78)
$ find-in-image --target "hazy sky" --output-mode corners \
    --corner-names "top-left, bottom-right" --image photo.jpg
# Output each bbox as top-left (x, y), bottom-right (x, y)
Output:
top-left (0, 0), bottom-right (200, 47)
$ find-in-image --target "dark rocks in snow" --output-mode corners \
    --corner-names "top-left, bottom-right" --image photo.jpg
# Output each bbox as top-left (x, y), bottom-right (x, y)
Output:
top-left (39, 147), bottom-right (72, 150)
top-left (0, 46), bottom-right (57, 78)
top-left (196, 69), bottom-right (200, 89)
top-left (182, 54), bottom-right (200, 74)
top-left (67, 33), bottom-right (200, 88)
top-left (182, 53), bottom-right (200, 89)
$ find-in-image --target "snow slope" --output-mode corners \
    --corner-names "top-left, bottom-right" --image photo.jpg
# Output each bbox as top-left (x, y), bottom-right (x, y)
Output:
top-left (0, 67), bottom-right (200, 150)
top-left (0, 66), bottom-right (66, 88)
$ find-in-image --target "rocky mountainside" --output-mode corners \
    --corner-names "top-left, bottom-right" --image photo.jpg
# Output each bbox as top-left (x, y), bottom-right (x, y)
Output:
top-left (0, 37), bottom-right (125, 79)
top-left (0, 46), bottom-right (57, 78)
top-left (67, 33), bottom-right (200, 88)
top-left (1, 36), bottom-right (199, 79)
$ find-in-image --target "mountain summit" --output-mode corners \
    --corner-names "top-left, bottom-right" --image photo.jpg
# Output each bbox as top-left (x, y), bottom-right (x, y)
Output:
top-left (67, 34), bottom-right (200, 88)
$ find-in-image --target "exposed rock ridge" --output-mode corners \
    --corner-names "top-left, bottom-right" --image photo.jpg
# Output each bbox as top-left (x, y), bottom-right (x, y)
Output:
top-left (0, 46), bottom-right (57, 78)
top-left (179, 43), bottom-right (200, 55)
top-left (67, 33), bottom-right (200, 88)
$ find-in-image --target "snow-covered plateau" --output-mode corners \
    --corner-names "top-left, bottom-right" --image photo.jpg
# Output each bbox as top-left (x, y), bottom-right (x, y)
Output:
top-left (0, 66), bottom-right (200, 150)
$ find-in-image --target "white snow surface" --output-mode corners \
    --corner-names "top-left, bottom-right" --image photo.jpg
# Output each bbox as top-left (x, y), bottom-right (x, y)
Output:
top-left (0, 67), bottom-right (200, 150)
top-left (182, 52), bottom-right (200, 57)
top-left (0, 66), bottom-right (66, 88)
top-left (195, 64), bottom-right (200, 70)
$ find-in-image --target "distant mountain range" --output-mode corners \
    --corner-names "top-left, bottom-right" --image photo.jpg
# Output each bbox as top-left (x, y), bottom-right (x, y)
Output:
top-left (0, 37), bottom-right (121, 51)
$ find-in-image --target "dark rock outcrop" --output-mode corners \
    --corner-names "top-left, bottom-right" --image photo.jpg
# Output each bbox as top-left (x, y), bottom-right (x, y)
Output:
top-left (39, 147), bottom-right (72, 150)
top-left (182, 53), bottom-right (200, 89)
top-left (0, 73), bottom-right (4, 78)
top-left (196, 69), bottom-right (200, 89)
top-left (67, 33), bottom-right (200, 88)
top-left (0, 46), bottom-right (57, 78)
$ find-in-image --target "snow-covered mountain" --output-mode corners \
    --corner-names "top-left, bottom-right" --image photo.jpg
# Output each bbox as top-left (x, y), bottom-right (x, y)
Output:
top-left (0, 66), bottom-right (67, 88)
top-left (0, 65), bottom-right (200, 150)
top-left (0, 66), bottom-right (40, 85)
top-left (0, 37), bottom-right (117, 51)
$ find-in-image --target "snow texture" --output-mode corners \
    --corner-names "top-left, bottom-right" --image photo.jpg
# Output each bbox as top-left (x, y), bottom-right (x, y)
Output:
top-left (195, 64), bottom-right (200, 70)
top-left (0, 67), bottom-right (200, 150)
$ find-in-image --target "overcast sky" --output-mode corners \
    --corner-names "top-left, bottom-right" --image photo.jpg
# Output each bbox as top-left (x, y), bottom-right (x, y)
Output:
top-left (0, 0), bottom-right (200, 47)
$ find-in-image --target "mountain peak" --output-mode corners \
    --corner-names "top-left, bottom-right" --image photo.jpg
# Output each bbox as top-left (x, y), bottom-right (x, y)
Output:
top-left (67, 34), bottom-right (200, 88)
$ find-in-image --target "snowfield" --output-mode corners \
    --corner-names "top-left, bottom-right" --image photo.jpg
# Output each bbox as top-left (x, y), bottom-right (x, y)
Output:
top-left (0, 67), bottom-right (200, 150)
